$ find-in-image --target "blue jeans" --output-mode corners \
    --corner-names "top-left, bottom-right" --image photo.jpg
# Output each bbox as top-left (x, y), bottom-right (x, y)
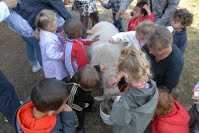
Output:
top-left (0, 71), bottom-right (21, 126)
top-left (6, 11), bottom-right (42, 66)
top-left (112, 13), bottom-right (124, 32)
top-left (21, 36), bottom-right (42, 66)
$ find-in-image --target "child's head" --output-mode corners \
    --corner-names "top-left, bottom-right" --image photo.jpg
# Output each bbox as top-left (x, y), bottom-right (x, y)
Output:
top-left (63, 18), bottom-right (83, 39)
top-left (31, 79), bottom-right (69, 115)
top-left (135, 20), bottom-right (155, 41)
top-left (35, 10), bottom-right (57, 34)
top-left (118, 45), bottom-right (151, 85)
top-left (131, 1), bottom-right (149, 18)
top-left (77, 64), bottom-right (100, 91)
top-left (147, 25), bottom-right (172, 57)
top-left (155, 89), bottom-right (173, 116)
top-left (171, 8), bottom-right (193, 30)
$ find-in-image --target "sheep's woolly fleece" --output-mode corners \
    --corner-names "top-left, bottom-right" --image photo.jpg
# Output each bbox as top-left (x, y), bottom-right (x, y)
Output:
top-left (87, 21), bottom-right (125, 96)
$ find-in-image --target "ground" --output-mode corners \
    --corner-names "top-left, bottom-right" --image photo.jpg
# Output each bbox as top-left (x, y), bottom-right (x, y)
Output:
top-left (0, 0), bottom-right (199, 132)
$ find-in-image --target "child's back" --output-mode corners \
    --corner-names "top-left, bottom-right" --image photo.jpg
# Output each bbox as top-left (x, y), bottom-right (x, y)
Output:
top-left (109, 45), bottom-right (158, 133)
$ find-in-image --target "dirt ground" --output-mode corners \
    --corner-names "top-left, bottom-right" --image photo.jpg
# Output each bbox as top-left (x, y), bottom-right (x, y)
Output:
top-left (0, 0), bottom-right (198, 132)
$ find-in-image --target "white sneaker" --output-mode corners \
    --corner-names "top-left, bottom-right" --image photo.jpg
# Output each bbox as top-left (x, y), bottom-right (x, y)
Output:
top-left (32, 62), bottom-right (41, 73)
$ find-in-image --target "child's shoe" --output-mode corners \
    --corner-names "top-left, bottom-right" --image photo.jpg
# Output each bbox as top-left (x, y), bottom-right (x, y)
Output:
top-left (32, 61), bottom-right (41, 73)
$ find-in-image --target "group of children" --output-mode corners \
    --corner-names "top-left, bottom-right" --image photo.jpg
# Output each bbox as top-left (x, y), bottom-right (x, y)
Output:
top-left (12, 0), bottom-right (197, 133)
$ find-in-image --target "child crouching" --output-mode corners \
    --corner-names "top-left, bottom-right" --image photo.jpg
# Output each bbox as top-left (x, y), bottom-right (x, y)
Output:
top-left (108, 45), bottom-right (158, 133)
top-left (14, 79), bottom-right (76, 133)
top-left (67, 64), bottom-right (106, 133)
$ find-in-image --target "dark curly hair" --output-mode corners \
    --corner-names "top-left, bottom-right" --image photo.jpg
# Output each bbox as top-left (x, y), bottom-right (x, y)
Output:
top-left (173, 8), bottom-right (193, 27)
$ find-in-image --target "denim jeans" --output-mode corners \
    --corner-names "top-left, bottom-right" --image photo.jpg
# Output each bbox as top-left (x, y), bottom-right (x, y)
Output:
top-left (6, 11), bottom-right (42, 66)
top-left (0, 71), bottom-right (21, 126)
top-left (21, 36), bottom-right (42, 66)
top-left (112, 13), bottom-right (124, 32)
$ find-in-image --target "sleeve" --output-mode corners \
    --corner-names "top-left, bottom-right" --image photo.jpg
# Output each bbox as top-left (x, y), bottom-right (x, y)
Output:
top-left (49, 0), bottom-right (71, 21)
top-left (112, 31), bottom-right (139, 46)
top-left (82, 38), bottom-right (92, 46)
top-left (110, 99), bottom-right (132, 126)
top-left (127, 20), bottom-right (131, 31)
top-left (163, 55), bottom-right (184, 92)
top-left (147, 13), bottom-right (155, 22)
top-left (189, 105), bottom-right (197, 131)
top-left (119, 0), bottom-right (133, 11)
top-left (156, 0), bottom-right (180, 25)
top-left (0, 1), bottom-right (10, 22)
top-left (101, 1), bottom-right (112, 9)
top-left (46, 42), bottom-right (64, 60)
top-left (60, 111), bottom-right (76, 133)
top-left (65, 42), bottom-right (75, 77)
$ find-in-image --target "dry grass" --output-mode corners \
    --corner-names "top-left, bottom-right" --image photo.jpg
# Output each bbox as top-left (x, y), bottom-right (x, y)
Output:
top-left (0, 0), bottom-right (199, 132)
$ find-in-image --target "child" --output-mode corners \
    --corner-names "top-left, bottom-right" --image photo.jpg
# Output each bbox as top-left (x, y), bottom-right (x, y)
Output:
top-left (109, 45), bottom-right (158, 133)
top-left (35, 10), bottom-right (68, 81)
top-left (171, 8), bottom-right (193, 54)
top-left (127, 1), bottom-right (155, 31)
top-left (71, 0), bottom-right (99, 38)
top-left (99, 0), bottom-right (124, 32)
top-left (152, 89), bottom-right (190, 133)
top-left (67, 64), bottom-right (106, 133)
top-left (109, 20), bottom-right (155, 48)
top-left (189, 82), bottom-right (199, 133)
top-left (63, 18), bottom-right (99, 78)
top-left (14, 78), bottom-right (76, 133)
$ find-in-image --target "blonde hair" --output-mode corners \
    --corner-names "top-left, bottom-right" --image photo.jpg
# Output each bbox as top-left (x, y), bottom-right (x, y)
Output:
top-left (35, 10), bottom-right (57, 39)
top-left (118, 45), bottom-right (151, 84)
top-left (155, 89), bottom-right (173, 116)
top-left (135, 20), bottom-right (155, 40)
top-left (77, 64), bottom-right (100, 90)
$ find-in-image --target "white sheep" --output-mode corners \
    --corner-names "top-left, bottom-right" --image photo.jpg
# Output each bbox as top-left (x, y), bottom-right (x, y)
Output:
top-left (87, 22), bottom-right (125, 112)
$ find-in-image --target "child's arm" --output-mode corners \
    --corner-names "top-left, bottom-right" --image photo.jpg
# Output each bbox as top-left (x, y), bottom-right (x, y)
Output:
top-left (99, 0), bottom-right (112, 9)
top-left (46, 42), bottom-right (63, 60)
top-left (60, 104), bottom-right (76, 133)
top-left (82, 35), bottom-right (100, 45)
top-left (109, 31), bottom-right (137, 44)
top-left (143, 4), bottom-right (155, 22)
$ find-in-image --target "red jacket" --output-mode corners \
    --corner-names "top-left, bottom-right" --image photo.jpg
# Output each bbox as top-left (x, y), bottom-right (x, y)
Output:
top-left (64, 38), bottom-right (92, 77)
top-left (152, 100), bottom-right (190, 133)
top-left (127, 13), bottom-right (155, 31)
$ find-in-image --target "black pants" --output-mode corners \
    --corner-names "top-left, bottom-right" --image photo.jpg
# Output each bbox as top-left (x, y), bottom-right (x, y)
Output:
top-left (76, 95), bottom-right (94, 129)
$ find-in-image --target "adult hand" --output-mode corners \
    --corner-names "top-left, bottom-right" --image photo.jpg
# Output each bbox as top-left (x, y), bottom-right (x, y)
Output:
top-left (2, 0), bottom-right (18, 8)
top-left (64, 0), bottom-right (71, 5)
top-left (115, 9), bottom-right (125, 20)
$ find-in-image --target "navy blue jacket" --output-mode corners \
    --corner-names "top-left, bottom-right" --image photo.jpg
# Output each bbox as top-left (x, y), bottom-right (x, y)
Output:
top-left (143, 45), bottom-right (184, 93)
top-left (14, 0), bottom-right (71, 30)
top-left (173, 28), bottom-right (187, 54)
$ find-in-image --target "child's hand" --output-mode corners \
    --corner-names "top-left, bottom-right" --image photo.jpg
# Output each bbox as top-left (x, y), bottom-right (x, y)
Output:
top-left (98, 0), bottom-right (103, 3)
top-left (143, 4), bottom-right (151, 15)
top-left (108, 37), bottom-right (115, 43)
top-left (87, 30), bottom-right (94, 35)
top-left (63, 104), bottom-right (73, 112)
top-left (91, 35), bottom-right (100, 43)
top-left (100, 64), bottom-right (107, 71)
top-left (106, 76), bottom-right (118, 88)
top-left (85, 103), bottom-right (89, 108)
